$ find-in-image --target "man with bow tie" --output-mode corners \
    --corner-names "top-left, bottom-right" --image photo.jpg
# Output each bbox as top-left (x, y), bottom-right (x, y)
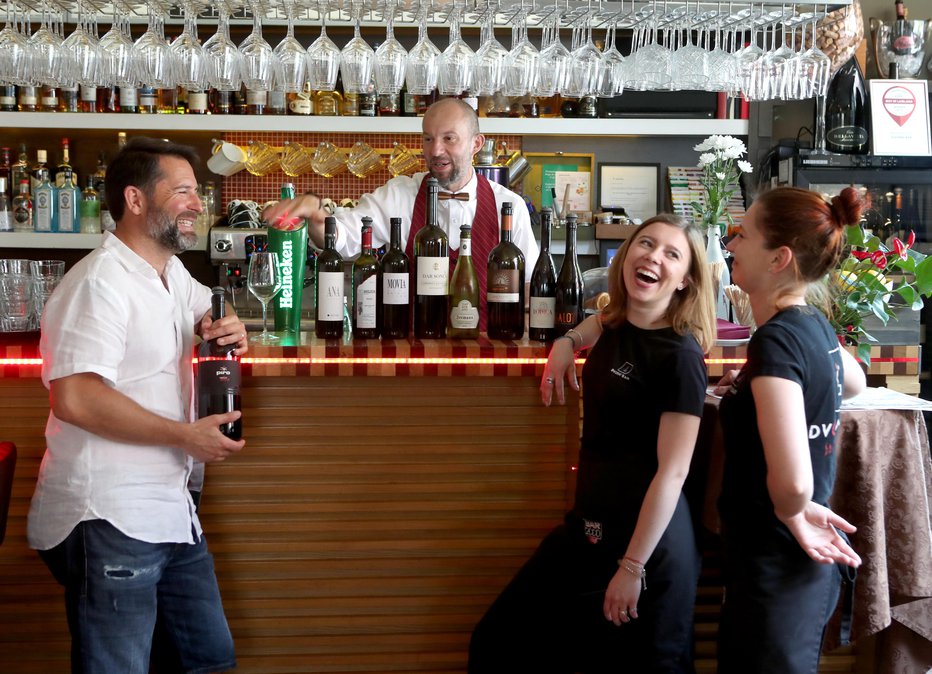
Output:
top-left (262, 97), bottom-right (539, 305)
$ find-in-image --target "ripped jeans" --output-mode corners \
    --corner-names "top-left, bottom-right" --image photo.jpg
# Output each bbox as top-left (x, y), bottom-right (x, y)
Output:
top-left (39, 519), bottom-right (236, 674)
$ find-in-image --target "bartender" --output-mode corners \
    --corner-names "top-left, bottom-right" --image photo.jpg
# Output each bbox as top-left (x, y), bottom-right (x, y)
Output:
top-left (262, 97), bottom-right (540, 313)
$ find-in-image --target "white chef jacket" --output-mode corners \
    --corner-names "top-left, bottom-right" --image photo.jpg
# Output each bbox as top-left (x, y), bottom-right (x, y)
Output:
top-left (28, 232), bottom-right (213, 550)
top-left (330, 171), bottom-right (540, 274)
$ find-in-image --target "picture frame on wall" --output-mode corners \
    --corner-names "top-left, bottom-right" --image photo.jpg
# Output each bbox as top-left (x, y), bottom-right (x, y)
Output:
top-left (596, 163), bottom-right (661, 223)
top-left (868, 79), bottom-right (932, 156)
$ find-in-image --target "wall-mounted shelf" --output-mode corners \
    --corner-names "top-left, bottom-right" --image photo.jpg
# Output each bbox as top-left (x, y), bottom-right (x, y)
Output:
top-left (0, 112), bottom-right (749, 137)
top-left (0, 232), bottom-right (208, 251)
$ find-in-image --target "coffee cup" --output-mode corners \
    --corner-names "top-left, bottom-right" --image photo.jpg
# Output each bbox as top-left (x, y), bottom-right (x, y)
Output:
top-left (207, 141), bottom-right (247, 177)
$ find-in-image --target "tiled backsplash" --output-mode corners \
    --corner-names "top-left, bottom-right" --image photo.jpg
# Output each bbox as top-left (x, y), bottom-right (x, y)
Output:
top-left (221, 131), bottom-right (523, 211)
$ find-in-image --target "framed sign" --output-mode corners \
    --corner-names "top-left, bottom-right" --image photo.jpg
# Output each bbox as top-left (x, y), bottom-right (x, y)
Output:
top-left (869, 79), bottom-right (932, 156)
top-left (596, 163), bottom-right (660, 223)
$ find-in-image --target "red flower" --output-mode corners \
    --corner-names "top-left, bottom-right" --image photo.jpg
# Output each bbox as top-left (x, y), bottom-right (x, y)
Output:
top-left (893, 238), bottom-right (908, 261)
top-left (907, 231), bottom-right (916, 249)
top-left (851, 250), bottom-right (871, 260)
top-left (870, 250), bottom-right (887, 270)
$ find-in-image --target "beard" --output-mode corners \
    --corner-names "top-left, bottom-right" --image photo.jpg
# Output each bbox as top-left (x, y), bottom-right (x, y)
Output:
top-left (429, 157), bottom-right (467, 190)
top-left (148, 208), bottom-right (198, 254)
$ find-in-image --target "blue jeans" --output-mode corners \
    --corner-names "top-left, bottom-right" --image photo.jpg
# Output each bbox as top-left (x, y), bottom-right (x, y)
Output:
top-left (39, 519), bottom-right (236, 674)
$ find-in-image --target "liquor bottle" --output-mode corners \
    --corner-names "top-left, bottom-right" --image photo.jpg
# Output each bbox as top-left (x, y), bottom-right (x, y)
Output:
top-left (287, 89), bottom-right (312, 115)
top-left (358, 79), bottom-right (377, 117)
top-left (448, 224), bottom-right (480, 339)
top-left (414, 177), bottom-right (448, 339)
top-left (577, 94), bottom-right (597, 118)
top-left (0, 178), bottom-right (10, 232)
top-left (80, 175), bottom-right (101, 233)
top-left (341, 91), bottom-right (359, 116)
top-left (93, 153), bottom-right (113, 231)
top-left (245, 88), bottom-right (267, 115)
top-left (30, 149), bottom-right (48, 195)
top-left (528, 207), bottom-right (557, 342)
top-left (118, 86), bottom-right (138, 113)
top-left (892, 0), bottom-right (916, 56)
top-left (380, 216), bottom-right (410, 339)
top-left (487, 202), bottom-right (526, 340)
top-left (315, 216), bottom-right (345, 339)
top-left (138, 86), bottom-right (157, 113)
top-left (554, 214), bottom-right (584, 335)
top-left (378, 92), bottom-right (401, 116)
top-left (157, 87), bottom-right (177, 113)
top-left (59, 85), bottom-right (79, 112)
top-left (17, 85), bottom-right (37, 112)
top-left (56, 167), bottom-right (79, 233)
top-left (187, 90), bottom-right (209, 115)
top-left (79, 84), bottom-right (98, 113)
top-left (11, 145), bottom-right (29, 191)
top-left (353, 217), bottom-right (381, 339)
top-left (210, 89), bottom-right (232, 115)
top-left (0, 84), bottom-right (15, 112)
top-left (11, 179), bottom-right (32, 232)
top-left (313, 88), bottom-right (342, 116)
top-left (267, 87), bottom-right (286, 115)
top-left (197, 286), bottom-right (242, 440)
top-left (232, 86), bottom-right (247, 115)
top-left (0, 147), bottom-right (11, 199)
top-left (55, 138), bottom-right (76, 188)
top-left (99, 85), bottom-right (119, 113)
top-left (39, 85), bottom-right (59, 112)
top-left (33, 168), bottom-right (56, 233)
top-left (824, 57), bottom-right (869, 155)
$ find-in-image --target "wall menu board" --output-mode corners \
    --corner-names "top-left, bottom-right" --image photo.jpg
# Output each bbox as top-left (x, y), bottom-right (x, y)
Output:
top-left (597, 163), bottom-right (660, 223)
top-left (521, 153), bottom-right (595, 215)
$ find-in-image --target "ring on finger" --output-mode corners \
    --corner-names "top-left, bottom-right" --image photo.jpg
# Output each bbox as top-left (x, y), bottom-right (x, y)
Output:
top-left (545, 377), bottom-right (555, 384)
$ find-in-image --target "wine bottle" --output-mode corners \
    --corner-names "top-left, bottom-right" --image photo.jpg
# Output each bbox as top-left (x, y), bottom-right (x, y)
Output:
top-left (528, 207), bottom-right (557, 342)
top-left (892, 0), bottom-right (916, 56)
top-left (380, 217), bottom-right (410, 339)
top-left (554, 214), bottom-right (585, 336)
top-left (448, 224), bottom-right (480, 339)
top-left (824, 57), bottom-right (870, 155)
top-left (486, 202), bottom-right (526, 340)
top-left (315, 216), bottom-right (345, 339)
top-left (197, 286), bottom-right (242, 440)
top-left (353, 217), bottom-right (381, 339)
top-left (414, 177), bottom-right (448, 339)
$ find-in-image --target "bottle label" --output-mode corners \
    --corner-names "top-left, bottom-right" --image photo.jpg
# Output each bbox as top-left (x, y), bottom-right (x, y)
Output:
top-left (246, 90), bottom-right (267, 106)
top-left (460, 239), bottom-right (471, 256)
top-left (0, 211), bottom-right (11, 232)
top-left (197, 359), bottom-right (241, 395)
top-left (35, 191), bottom-right (52, 231)
top-left (188, 91), bottom-right (208, 113)
top-left (0, 95), bottom-right (14, 106)
top-left (892, 34), bottom-right (916, 55)
top-left (317, 271), bottom-right (344, 321)
top-left (355, 275), bottom-right (377, 328)
top-left (119, 87), bottom-right (137, 107)
top-left (416, 257), bottom-right (448, 296)
top-left (826, 126), bottom-right (868, 149)
top-left (80, 85), bottom-right (96, 102)
top-left (13, 205), bottom-right (30, 229)
top-left (289, 97), bottom-right (312, 115)
top-left (58, 191), bottom-right (76, 232)
top-left (487, 269), bottom-right (520, 303)
top-left (383, 272), bottom-right (409, 304)
top-left (529, 296), bottom-right (556, 329)
top-left (450, 299), bottom-right (479, 329)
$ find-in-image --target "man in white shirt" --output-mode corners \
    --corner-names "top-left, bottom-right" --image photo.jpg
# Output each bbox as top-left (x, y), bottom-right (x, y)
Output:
top-left (263, 97), bottom-right (540, 330)
top-left (28, 137), bottom-right (249, 674)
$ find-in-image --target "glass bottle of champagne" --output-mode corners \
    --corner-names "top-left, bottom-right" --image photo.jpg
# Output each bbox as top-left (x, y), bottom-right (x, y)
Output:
top-left (315, 216), bottom-right (345, 339)
top-left (448, 224), bottom-right (480, 339)
top-left (414, 177), bottom-right (448, 339)
top-left (528, 207), bottom-right (557, 342)
top-left (353, 217), bottom-right (381, 339)
top-left (197, 286), bottom-right (242, 440)
top-left (380, 217), bottom-right (410, 339)
top-left (486, 202), bottom-right (526, 340)
top-left (554, 214), bottom-right (584, 335)
top-left (824, 57), bottom-right (869, 155)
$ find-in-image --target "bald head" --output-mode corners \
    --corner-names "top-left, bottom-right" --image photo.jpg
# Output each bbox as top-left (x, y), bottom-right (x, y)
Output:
top-left (423, 97), bottom-right (481, 138)
top-left (421, 98), bottom-right (484, 191)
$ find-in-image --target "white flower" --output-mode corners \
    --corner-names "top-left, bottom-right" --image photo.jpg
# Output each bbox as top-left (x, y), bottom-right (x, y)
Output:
top-left (722, 147), bottom-right (742, 160)
top-left (694, 139), bottom-right (714, 152)
top-left (737, 160), bottom-right (754, 174)
top-left (715, 172), bottom-right (726, 180)
top-left (698, 153), bottom-right (716, 167)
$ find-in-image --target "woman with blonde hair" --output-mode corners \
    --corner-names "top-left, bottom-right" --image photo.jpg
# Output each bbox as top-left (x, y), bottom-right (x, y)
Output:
top-left (469, 214), bottom-right (715, 673)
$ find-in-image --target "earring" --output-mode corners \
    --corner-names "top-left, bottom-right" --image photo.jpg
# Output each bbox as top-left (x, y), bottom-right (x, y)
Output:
top-left (677, 283), bottom-right (685, 290)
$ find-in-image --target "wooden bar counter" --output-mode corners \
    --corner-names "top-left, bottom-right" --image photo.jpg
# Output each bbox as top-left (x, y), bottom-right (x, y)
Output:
top-left (0, 334), bottom-right (920, 673)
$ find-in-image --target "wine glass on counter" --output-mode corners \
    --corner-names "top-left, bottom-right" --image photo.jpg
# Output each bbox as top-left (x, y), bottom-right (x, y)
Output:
top-left (247, 251), bottom-right (283, 344)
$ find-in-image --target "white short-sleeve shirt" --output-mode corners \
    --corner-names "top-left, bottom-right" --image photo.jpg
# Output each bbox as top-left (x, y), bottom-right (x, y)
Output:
top-left (28, 232), bottom-right (213, 550)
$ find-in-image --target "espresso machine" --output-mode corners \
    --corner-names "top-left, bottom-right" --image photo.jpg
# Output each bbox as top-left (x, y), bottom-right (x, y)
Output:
top-left (208, 226), bottom-right (317, 325)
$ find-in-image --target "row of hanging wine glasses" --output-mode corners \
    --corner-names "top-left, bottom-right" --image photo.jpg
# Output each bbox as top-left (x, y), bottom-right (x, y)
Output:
top-left (0, 0), bottom-right (837, 101)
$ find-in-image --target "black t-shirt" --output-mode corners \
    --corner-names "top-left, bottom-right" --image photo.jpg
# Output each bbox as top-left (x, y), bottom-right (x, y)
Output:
top-left (573, 322), bottom-right (707, 538)
top-left (718, 306), bottom-right (844, 530)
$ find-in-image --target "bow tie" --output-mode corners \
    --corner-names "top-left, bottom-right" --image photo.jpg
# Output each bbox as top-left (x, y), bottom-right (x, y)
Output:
top-left (438, 191), bottom-right (470, 201)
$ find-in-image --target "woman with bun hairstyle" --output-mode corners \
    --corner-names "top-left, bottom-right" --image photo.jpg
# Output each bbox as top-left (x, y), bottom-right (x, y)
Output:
top-left (714, 186), bottom-right (867, 674)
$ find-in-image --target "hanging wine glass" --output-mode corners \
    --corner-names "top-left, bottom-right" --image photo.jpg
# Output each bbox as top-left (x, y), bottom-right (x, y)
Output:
top-left (62, 1), bottom-right (102, 88)
top-left (502, 8), bottom-right (537, 97)
top-left (171, 0), bottom-right (208, 93)
top-left (706, 17), bottom-right (738, 94)
top-left (438, 4), bottom-right (474, 96)
top-left (239, 0), bottom-right (279, 92)
top-left (472, 6), bottom-right (507, 97)
top-left (274, 0), bottom-right (308, 93)
top-left (563, 14), bottom-right (600, 97)
top-left (735, 8), bottom-right (766, 100)
top-left (98, 6), bottom-right (135, 88)
top-left (375, 0), bottom-right (407, 95)
top-left (0, 0), bottom-right (34, 86)
top-left (405, 3), bottom-right (440, 95)
top-left (670, 3), bottom-right (709, 91)
top-left (133, 6), bottom-right (175, 89)
top-left (306, 0), bottom-right (340, 91)
top-left (204, 3), bottom-right (243, 91)
top-left (341, 0), bottom-right (375, 95)
top-left (595, 22), bottom-right (625, 97)
top-left (30, 1), bottom-right (69, 86)
top-left (535, 13), bottom-right (570, 98)
top-left (628, 8), bottom-right (673, 91)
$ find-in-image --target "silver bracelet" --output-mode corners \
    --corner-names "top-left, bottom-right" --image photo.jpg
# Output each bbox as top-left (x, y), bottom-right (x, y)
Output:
top-left (565, 328), bottom-right (583, 350)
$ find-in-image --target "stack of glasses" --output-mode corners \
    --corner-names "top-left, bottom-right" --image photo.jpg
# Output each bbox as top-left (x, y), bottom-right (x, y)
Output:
top-left (0, 259), bottom-right (65, 332)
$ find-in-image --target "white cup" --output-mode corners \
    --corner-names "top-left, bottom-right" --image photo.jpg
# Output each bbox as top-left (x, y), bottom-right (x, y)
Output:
top-left (207, 141), bottom-right (247, 177)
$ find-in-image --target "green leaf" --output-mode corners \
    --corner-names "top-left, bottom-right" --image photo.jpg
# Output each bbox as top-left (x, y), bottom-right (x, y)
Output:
top-left (896, 284), bottom-right (919, 305)
top-left (844, 224), bottom-right (866, 248)
top-left (913, 256), bottom-right (932, 296)
top-left (857, 341), bottom-right (873, 365)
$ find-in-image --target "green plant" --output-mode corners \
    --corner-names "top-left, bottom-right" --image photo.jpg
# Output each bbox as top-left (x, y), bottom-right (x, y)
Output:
top-left (691, 135), bottom-right (753, 235)
top-left (832, 226), bottom-right (932, 363)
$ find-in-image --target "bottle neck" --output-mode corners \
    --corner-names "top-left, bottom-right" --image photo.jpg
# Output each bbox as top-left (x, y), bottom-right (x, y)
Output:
top-left (540, 217), bottom-right (551, 252)
top-left (460, 235), bottom-right (472, 257)
top-left (361, 227), bottom-right (373, 254)
top-left (565, 224), bottom-right (577, 253)
top-left (390, 222), bottom-right (402, 250)
top-left (325, 233), bottom-right (336, 250)
top-left (500, 216), bottom-right (513, 242)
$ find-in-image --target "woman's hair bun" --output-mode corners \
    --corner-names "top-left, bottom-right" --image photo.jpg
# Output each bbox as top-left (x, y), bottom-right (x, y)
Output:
top-left (829, 187), bottom-right (863, 231)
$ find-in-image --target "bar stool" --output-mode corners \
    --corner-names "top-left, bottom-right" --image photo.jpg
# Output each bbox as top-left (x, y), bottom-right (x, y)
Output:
top-left (0, 442), bottom-right (16, 545)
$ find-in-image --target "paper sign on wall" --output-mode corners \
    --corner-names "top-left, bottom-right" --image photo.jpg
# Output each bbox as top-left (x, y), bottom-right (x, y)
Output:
top-left (869, 79), bottom-right (932, 156)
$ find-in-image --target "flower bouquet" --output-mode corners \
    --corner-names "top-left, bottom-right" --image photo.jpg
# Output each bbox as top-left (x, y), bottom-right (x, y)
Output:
top-left (691, 135), bottom-right (754, 236)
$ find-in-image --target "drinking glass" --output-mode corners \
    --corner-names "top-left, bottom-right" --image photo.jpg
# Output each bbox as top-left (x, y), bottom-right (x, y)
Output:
top-left (735, 10), bottom-right (766, 99)
top-left (502, 9), bottom-right (537, 97)
top-left (340, 0), bottom-right (375, 95)
top-left (30, 3), bottom-right (69, 87)
top-left (796, 12), bottom-right (831, 99)
top-left (275, 2), bottom-right (307, 94)
top-left (438, 5), bottom-right (474, 96)
top-left (670, 5), bottom-right (709, 91)
top-left (472, 9), bottom-right (507, 97)
top-left (279, 141), bottom-right (314, 177)
top-left (388, 142), bottom-right (420, 177)
top-left (405, 5), bottom-right (440, 95)
top-left (627, 11), bottom-right (673, 91)
top-left (706, 22), bottom-right (739, 94)
top-left (29, 259), bottom-right (64, 326)
top-left (171, 0), bottom-right (208, 92)
top-left (306, 1), bottom-right (340, 91)
top-left (99, 9), bottom-right (136, 88)
top-left (0, 273), bottom-right (34, 332)
top-left (133, 8), bottom-right (175, 89)
top-left (535, 14), bottom-right (570, 98)
top-left (204, 4), bottom-right (243, 91)
top-left (0, 1), bottom-right (32, 86)
top-left (239, 0), bottom-right (279, 92)
top-left (595, 24), bottom-right (625, 98)
top-left (247, 251), bottom-right (282, 344)
top-left (62, 2), bottom-right (102, 88)
top-left (374, 0), bottom-right (406, 95)
top-left (346, 141), bottom-right (384, 178)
